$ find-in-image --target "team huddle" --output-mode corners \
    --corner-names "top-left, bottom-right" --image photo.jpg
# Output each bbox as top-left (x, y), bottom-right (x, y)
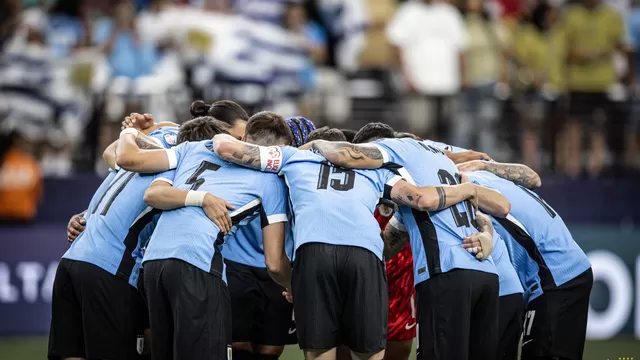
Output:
top-left (50, 100), bottom-right (593, 360)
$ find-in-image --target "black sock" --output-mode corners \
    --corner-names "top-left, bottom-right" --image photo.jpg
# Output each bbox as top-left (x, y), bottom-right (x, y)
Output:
top-left (233, 349), bottom-right (254, 360)
top-left (253, 354), bottom-right (279, 360)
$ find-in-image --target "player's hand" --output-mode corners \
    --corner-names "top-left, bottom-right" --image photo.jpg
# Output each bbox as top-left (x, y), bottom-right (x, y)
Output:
top-left (122, 113), bottom-right (155, 132)
top-left (202, 194), bottom-right (235, 234)
top-left (283, 290), bottom-right (293, 303)
top-left (462, 232), bottom-right (494, 260)
top-left (449, 151), bottom-right (492, 165)
top-left (457, 160), bottom-right (488, 173)
top-left (67, 211), bottom-right (87, 243)
top-left (475, 211), bottom-right (493, 234)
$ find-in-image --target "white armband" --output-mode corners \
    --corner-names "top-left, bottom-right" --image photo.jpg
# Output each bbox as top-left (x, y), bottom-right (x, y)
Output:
top-left (165, 149), bottom-right (178, 169)
top-left (120, 128), bottom-right (139, 138)
top-left (259, 146), bottom-right (283, 173)
top-left (185, 191), bottom-right (207, 207)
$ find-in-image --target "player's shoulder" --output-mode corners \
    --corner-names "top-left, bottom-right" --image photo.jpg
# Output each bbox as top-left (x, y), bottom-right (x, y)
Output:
top-left (148, 126), bottom-right (179, 149)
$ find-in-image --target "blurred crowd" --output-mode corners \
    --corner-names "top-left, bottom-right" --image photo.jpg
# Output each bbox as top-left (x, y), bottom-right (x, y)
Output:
top-left (0, 0), bottom-right (639, 210)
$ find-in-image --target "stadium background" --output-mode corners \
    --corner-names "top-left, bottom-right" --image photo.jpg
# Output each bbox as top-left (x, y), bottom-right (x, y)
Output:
top-left (0, 0), bottom-right (639, 359)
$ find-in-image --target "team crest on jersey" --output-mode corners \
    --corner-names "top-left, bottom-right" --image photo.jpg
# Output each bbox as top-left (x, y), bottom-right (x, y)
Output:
top-left (164, 133), bottom-right (177, 146)
top-left (136, 335), bottom-right (144, 355)
top-left (227, 345), bottom-right (232, 360)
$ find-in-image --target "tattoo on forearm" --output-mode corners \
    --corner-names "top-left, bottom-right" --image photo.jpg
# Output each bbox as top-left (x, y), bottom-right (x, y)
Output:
top-left (385, 227), bottom-right (409, 254)
top-left (228, 144), bottom-right (262, 169)
top-left (435, 186), bottom-right (447, 210)
top-left (313, 142), bottom-right (383, 165)
top-left (391, 185), bottom-right (422, 209)
top-left (483, 163), bottom-right (541, 189)
top-left (135, 136), bottom-right (162, 150)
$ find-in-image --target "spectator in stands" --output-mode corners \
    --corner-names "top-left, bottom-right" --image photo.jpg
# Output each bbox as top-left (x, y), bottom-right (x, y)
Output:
top-left (455, 0), bottom-right (508, 156)
top-left (44, 0), bottom-right (90, 60)
top-left (387, 0), bottom-right (467, 141)
top-left (563, 0), bottom-right (628, 177)
top-left (0, 131), bottom-right (42, 223)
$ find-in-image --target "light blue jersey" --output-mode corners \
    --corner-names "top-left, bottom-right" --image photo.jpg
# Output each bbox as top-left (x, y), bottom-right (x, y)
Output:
top-left (142, 140), bottom-right (288, 279)
top-left (466, 171), bottom-right (591, 303)
top-left (64, 129), bottom-right (177, 288)
top-left (84, 169), bottom-right (117, 223)
top-left (372, 138), bottom-right (497, 285)
top-left (222, 215), bottom-right (295, 268)
top-left (260, 146), bottom-right (403, 260)
top-left (491, 230), bottom-right (524, 296)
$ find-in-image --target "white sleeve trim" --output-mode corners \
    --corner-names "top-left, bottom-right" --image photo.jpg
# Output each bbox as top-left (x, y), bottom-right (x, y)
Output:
top-left (389, 216), bottom-right (407, 232)
top-left (266, 214), bottom-right (288, 224)
top-left (372, 144), bottom-right (389, 163)
top-left (151, 177), bottom-right (173, 185)
top-left (165, 148), bottom-right (177, 169)
top-left (259, 146), bottom-right (283, 173)
top-left (386, 175), bottom-right (403, 187)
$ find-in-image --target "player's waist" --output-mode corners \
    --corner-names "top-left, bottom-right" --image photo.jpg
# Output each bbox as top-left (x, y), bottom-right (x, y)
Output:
top-left (294, 238), bottom-right (384, 261)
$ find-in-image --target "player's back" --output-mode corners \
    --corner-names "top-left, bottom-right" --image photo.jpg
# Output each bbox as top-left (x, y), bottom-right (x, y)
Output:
top-left (372, 138), bottom-right (497, 283)
top-left (467, 171), bottom-right (590, 299)
top-left (278, 147), bottom-right (398, 260)
top-left (83, 169), bottom-right (117, 223)
top-left (64, 169), bottom-right (162, 287)
top-left (144, 140), bottom-right (288, 276)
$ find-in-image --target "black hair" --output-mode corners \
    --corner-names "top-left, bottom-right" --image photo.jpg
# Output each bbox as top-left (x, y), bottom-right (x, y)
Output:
top-left (245, 111), bottom-right (294, 146)
top-left (340, 129), bottom-right (357, 143)
top-left (49, 0), bottom-right (82, 17)
top-left (306, 127), bottom-right (347, 143)
top-left (189, 100), bottom-right (249, 125)
top-left (352, 123), bottom-right (395, 144)
top-left (531, 2), bottom-right (552, 32)
top-left (177, 116), bottom-right (230, 144)
top-left (395, 132), bottom-right (423, 141)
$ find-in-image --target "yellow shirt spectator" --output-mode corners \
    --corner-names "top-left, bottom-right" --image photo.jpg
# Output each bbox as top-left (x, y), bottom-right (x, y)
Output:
top-left (464, 14), bottom-right (508, 86)
top-left (563, 3), bottom-right (624, 92)
top-left (509, 22), bottom-right (546, 92)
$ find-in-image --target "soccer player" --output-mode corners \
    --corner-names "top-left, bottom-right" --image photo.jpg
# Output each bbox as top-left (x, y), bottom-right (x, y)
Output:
top-left (47, 123), bottom-right (192, 360)
top-left (458, 161), bottom-right (592, 360)
top-left (212, 126), bottom-right (501, 360)
top-left (287, 116), bottom-right (318, 147)
top-left (189, 99), bottom-right (249, 140)
top-left (116, 112), bottom-right (294, 360)
top-left (308, 123), bottom-right (512, 360)
top-left (306, 126), bottom-right (348, 142)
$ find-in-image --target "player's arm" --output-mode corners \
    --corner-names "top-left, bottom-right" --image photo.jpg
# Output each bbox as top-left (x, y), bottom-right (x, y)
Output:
top-left (212, 134), bottom-right (264, 170)
top-left (462, 211), bottom-right (495, 260)
top-left (444, 150), bottom-right (491, 164)
top-left (309, 140), bottom-right (385, 169)
top-left (471, 183), bottom-right (511, 218)
top-left (143, 180), bottom-right (234, 233)
top-left (116, 129), bottom-right (174, 173)
top-left (389, 180), bottom-right (477, 212)
top-left (263, 222), bottom-right (292, 291)
top-left (458, 160), bottom-right (542, 189)
top-left (383, 218), bottom-right (411, 259)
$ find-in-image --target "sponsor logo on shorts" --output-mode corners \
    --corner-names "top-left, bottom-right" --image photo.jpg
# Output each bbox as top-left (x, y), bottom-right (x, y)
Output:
top-left (405, 322), bottom-right (416, 330)
top-left (136, 335), bottom-right (144, 355)
top-left (288, 327), bottom-right (297, 335)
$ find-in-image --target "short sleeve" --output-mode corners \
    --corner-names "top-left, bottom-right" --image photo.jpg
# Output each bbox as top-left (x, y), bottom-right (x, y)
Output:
top-left (260, 176), bottom-right (289, 227)
top-left (372, 138), bottom-right (413, 165)
top-left (386, 4), bottom-right (415, 47)
top-left (378, 168), bottom-right (405, 200)
top-left (152, 169), bottom-right (176, 185)
top-left (465, 172), bottom-right (494, 190)
top-left (165, 142), bottom-right (189, 170)
top-left (258, 145), bottom-right (297, 173)
top-left (389, 211), bottom-right (406, 231)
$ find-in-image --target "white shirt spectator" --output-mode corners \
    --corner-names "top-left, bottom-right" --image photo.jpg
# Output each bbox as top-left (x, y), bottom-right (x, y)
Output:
top-left (386, 0), bottom-right (467, 95)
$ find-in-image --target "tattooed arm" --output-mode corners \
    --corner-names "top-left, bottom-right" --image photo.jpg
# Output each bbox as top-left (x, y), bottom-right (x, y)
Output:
top-left (116, 130), bottom-right (175, 173)
top-left (388, 180), bottom-right (478, 212)
top-left (383, 221), bottom-right (411, 259)
top-left (212, 134), bottom-right (266, 170)
top-left (457, 160), bottom-right (542, 189)
top-left (309, 140), bottom-right (385, 169)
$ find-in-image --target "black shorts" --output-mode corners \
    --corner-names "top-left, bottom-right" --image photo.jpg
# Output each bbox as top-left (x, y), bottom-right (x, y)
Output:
top-left (144, 259), bottom-right (232, 360)
top-left (48, 258), bottom-right (148, 360)
top-left (497, 293), bottom-right (524, 360)
top-left (521, 268), bottom-right (593, 360)
top-left (225, 259), bottom-right (296, 346)
top-left (292, 243), bottom-right (388, 353)
top-left (415, 269), bottom-right (499, 360)
top-left (568, 92), bottom-right (613, 128)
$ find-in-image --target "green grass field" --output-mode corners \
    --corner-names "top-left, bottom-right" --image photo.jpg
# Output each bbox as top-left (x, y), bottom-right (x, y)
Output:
top-left (0, 337), bottom-right (638, 360)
